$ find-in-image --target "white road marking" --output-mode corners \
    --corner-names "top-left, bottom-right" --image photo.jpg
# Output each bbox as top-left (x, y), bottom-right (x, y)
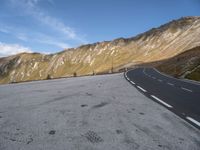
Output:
top-left (152, 77), bottom-right (156, 79)
top-left (130, 81), bottom-right (135, 85)
top-left (151, 95), bottom-right (173, 108)
top-left (137, 86), bottom-right (147, 92)
top-left (167, 82), bottom-right (174, 86)
top-left (125, 74), bottom-right (128, 78)
top-left (186, 117), bottom-right (200, 127)
top-left (158, 79), bottom-right (163, 82)
top-left (181, 87), bottom-right (192, 92)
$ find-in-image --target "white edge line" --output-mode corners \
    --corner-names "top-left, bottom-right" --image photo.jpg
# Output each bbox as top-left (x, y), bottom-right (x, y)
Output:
top-left (154, 68), bottom-right (200, 86)
top-left (137, 86), bottom-right (147, 92)
top-left (124, 72), bottom-right (135, 85)
top-left (151, 95), bottom-right (173, 108)
top-left (186, 117), bottom-right (200, 127)
top-left (181, 87), bottom-right (192, 92)
top-left (130, 81), bottom-right (135, 85)
top-left (182, 78), bottom-right (200, 86)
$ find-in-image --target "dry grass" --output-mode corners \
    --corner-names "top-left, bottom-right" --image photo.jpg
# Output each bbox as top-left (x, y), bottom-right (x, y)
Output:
top-left (156, 46), bottom-right (200, 81)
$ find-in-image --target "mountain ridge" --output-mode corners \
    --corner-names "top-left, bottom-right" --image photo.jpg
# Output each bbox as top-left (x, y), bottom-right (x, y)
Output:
top-left (0, 16), bottom-right (200, 84)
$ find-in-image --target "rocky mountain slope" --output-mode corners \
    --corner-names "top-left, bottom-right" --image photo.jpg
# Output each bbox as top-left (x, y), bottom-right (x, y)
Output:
top-left (156, 46), bottom-right (200, 81)
top-left (0, 16), bottom-right (200, 84)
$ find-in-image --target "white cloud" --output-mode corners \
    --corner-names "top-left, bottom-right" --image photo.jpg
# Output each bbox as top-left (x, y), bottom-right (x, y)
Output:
top-left (0, 42), bottom-right (32, 57)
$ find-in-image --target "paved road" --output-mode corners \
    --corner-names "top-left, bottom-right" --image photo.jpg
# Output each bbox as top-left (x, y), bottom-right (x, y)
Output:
top-left (0, 73), bottom-right (200, 149)
top-left (125, 68), bottom-right (200, 129)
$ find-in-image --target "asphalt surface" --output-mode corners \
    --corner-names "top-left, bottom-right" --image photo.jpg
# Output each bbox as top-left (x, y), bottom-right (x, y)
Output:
top-left (125, 68), bottom-right (200, 129)
top-left (0, 73), bottom-right (200, 149)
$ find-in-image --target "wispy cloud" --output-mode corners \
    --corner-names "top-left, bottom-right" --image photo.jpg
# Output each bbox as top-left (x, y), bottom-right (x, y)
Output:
top-left (0, 42), bottom-right (32, 57)
top-left (16, 33), bottom-right (28, 41)
top-left (9, 0), bottom-right (87, 43)
top-left (0, 24), bottom-right (71, 49)
top-left (0, 28), bottom-right (10, 34)
top-left (34, 12), bottom-right (77, 39)
top-left (33, 33), bottom-right (71, 49)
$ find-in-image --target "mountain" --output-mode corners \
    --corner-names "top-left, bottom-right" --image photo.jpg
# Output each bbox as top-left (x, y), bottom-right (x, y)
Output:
top-left (156, 46), bottom-right (200, 81)
top-left (0, 16), bottom-right (200, 84)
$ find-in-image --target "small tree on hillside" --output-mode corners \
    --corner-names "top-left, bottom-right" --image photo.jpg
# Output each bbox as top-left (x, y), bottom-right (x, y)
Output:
top-left (92, 70), bottom-right (95, 76)
top-left (47, 74), bottom-right (51, 80)
top-left (73, 72), bottom-right (77, 77)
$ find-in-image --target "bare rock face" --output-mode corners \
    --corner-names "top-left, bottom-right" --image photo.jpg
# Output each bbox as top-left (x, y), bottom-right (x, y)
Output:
top-left (0, 16), bottom-right (200, 84)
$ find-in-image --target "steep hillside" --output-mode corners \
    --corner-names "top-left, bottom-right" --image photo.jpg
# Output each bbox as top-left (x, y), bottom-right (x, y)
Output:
top-left (0, 16), bottom-right (200, 84)
top-left (156, 46), bottom-right (200, 81)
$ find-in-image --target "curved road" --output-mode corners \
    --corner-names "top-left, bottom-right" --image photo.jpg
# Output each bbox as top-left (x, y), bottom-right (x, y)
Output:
top-left (125, 68), bottom-right (200, 129)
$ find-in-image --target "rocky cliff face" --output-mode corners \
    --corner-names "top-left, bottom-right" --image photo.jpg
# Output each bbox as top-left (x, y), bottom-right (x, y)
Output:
top-left (0, 16), bottom-right (200, 84)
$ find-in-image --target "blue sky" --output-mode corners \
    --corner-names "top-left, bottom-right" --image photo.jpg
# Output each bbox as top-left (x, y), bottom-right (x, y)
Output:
top-left (0, 0), bottom-right (200, 57)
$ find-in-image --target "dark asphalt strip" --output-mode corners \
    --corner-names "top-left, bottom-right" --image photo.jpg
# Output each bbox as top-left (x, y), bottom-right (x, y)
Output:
top-left (125, 68), bottom-right (200, 130)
